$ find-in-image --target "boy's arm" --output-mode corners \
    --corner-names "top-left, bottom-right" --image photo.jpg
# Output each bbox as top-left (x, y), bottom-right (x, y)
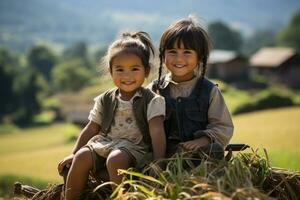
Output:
top-left (148, 116), bottom-right (166, 160)
top-left (193, 86), bottom-right (234, 147)
top-left (72, 120), bottom-right (100, 154)
top-left (180, 136), bottom-right (211, 151)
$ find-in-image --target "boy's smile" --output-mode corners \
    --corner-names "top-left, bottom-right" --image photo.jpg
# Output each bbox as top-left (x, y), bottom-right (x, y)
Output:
top-left (110, 52), bottom-right (147, 101)
top-left (164, 42), bottom-right (198, 82)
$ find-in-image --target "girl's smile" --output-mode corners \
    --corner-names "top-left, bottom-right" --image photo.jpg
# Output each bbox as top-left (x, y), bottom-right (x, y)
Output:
top-left (110, 52), bottom-right (147, 101)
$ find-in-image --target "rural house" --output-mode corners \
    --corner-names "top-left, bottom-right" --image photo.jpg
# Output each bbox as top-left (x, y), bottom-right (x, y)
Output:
top-left (250, 47), bottom-right (300, 88)
top-left (58, 93), bottom-right (94, 126)
top-left (207, 50), bottom-right (248, 81)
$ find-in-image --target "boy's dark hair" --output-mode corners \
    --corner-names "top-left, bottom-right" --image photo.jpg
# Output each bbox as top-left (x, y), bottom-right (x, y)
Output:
top-left (158, 16), bottom-right (212, 85)
top-left (103, 31), bottom-right (155, 73)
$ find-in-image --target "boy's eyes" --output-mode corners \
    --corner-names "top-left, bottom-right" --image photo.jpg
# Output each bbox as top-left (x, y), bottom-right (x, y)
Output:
top-left (166, 49), bottom-right (194, 54)
top-left (167, 50), bottom-right (177, 54)
top-left (183, 50), bottom-right (193, 54)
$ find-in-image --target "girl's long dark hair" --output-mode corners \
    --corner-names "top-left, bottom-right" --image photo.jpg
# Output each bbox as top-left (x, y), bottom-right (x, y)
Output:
top-left (157, 16), bottom-right (212, 87)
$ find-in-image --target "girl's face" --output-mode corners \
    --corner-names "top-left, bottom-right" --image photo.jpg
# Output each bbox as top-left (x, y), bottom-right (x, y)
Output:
top-left (110, 52), bottom-right (148, 101)
top-left (164, 41), bottom-right (198, 82)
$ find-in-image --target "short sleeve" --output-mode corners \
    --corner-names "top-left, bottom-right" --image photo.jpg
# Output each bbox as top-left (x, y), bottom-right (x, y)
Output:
top-left (88, 95), bottom-right (103, 125)
top-left (147, 95), bottom-right (165, 121)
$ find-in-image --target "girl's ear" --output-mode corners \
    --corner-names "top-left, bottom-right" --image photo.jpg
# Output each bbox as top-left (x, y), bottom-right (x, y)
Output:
top-left (145, 67), bottom-right (150, 78)
top-left (109, 67), bottom-right (113, 76)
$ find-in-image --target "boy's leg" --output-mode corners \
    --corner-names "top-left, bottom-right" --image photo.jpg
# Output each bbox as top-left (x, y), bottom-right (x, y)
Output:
top-left (65, 147), bottom-right (93, 200)
top-left (106, 149), bottom-right (134, 184)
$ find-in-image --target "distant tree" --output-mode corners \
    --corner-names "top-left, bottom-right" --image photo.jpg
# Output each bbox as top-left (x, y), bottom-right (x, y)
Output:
top-left (52, 59), bottom-right (92, 92)
top-left (27, 45), bottom-right (57, 81)
top-left (278, 9), bottom-right (300, 51)
top-left (0, 49), bottom-right (18, 121)
top-left (208, 21), bottom-right (243, 51)
top-left (13, 68), bottom-right (43, 125)
top-left (93, 46), bottom-right (107, 75)
top-left (94, 46), bottom-right (107, 62)
top-left (63, 41), bottom-right (91, 69)
top-left (243, 29), bottom-right (277, 56)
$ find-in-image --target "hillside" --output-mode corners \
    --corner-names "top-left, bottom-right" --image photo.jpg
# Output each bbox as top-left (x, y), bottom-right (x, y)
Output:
top-left (0, 107), bottom-right (299, 184)
top-left (1, 0), bottom-right (300, 52)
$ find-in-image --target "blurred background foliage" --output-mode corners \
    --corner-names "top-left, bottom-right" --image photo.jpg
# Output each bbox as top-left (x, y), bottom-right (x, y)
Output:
top-left (1, 1), bottom-right (300, 198)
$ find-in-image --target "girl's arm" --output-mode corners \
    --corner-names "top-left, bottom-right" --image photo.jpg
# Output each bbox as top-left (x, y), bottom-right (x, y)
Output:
top-left (58, 120), bottom-right (100, 173)
top-left (148, 116), bottom-right (166, 160)
top-left (71, 120), bottom-right (100, 154)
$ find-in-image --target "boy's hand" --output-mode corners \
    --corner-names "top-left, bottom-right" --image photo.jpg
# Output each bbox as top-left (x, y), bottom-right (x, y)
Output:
top-left (57, 154), bottom-right (74, 174)
top-left (180, 136), bottom-right (211, 151)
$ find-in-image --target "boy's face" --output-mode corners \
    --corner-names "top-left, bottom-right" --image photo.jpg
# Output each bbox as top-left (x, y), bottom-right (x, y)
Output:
top-left (110, 52), bottom-right (147, 101)
top-left (164, 41), bottom-right (198, 82)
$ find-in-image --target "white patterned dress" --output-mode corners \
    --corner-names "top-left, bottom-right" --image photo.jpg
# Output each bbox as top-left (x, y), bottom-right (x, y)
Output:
top-left (86, 89), bottom-right (165, 169)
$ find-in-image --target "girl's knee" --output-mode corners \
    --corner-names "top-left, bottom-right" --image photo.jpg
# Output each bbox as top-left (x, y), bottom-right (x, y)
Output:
top-left (73, 147), bottom-right (93, 170)
top-left (106, 149), bottom-right (132, 169)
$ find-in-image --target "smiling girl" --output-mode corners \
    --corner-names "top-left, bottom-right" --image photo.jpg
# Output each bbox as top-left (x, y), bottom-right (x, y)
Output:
top-left (58, 31), bottom-right (166, 200)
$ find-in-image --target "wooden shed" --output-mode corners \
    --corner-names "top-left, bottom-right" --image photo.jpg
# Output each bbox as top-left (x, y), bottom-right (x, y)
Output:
top-left (250, 47), bottom-right (300, 88)
top-left (207, 50), bottom-right (248, 81)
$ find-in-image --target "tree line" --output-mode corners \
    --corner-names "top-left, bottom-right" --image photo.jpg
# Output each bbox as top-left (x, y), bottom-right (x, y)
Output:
top-left (0, 42), bottom-right (105, 125)
top-left (0, 9), bottom-right (299, 125)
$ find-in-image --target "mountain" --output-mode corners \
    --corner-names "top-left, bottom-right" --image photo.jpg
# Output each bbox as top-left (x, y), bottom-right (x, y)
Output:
top-left (1, 0), bottom-right (300, 52)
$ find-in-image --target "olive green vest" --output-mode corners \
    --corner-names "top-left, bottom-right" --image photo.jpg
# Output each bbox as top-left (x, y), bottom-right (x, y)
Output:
top-left (98, 87), bottom-right (156, 146)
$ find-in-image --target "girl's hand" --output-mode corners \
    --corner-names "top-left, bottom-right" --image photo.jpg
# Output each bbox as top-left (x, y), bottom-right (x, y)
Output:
top-left (180, 136), bottom-right (211, 151)
top-left (57, 154), bottom-right (74, 174)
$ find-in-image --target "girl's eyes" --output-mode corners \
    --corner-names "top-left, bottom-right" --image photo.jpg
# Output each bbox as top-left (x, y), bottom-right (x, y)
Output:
top-left (132, 67), bottom-right (140, 71)
top-left (114, 67), bottom-right (141, 72)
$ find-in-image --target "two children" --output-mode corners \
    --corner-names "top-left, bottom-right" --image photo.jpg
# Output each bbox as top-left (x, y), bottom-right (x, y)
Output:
top-left (58, 16), bottom-right (233, 200)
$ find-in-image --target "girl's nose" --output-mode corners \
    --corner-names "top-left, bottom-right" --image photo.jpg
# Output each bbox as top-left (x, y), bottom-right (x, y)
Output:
top-left (123, 71), bottom-right (132, 78)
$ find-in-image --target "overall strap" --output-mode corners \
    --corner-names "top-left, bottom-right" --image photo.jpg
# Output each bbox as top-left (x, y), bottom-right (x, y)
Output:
top-left (192, 77), bottom-right (215, 100)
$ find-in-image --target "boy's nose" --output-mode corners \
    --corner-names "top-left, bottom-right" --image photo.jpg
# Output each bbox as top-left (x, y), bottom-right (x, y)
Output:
top-left (175, 54), bottom-right (184, 62)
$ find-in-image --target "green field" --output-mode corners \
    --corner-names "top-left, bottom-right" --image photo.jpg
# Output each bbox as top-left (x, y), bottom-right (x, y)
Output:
top-left (0, 123), bottom-right (78, 183)
top-left (0, 107), bottom-right (299, 192)
top-left (231, 106), bottom-right (300, 171)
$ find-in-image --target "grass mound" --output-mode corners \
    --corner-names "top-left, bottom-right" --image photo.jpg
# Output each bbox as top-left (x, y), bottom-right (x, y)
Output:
top-left (13, 150), bottom-right (300, 200)
top-left (100, 150), bottom-right (299, 200)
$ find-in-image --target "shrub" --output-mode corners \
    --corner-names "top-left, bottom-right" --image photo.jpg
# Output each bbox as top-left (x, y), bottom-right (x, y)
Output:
top-left (63, 123), bottom-right (79, 143)
top-left (233, 89), bottom-right (294, 115)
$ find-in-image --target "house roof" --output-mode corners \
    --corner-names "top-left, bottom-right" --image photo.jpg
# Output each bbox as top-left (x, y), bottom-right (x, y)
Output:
top-left (250, 47), bottom-right (296, 68)
top-left (208, 50), bottom-right (240, 64)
